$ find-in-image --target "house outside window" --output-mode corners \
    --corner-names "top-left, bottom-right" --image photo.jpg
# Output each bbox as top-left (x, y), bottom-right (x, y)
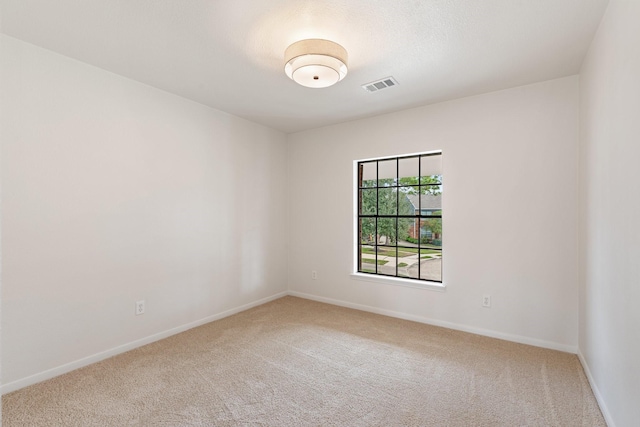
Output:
top-left (356, 152), bottom-right (442, 283)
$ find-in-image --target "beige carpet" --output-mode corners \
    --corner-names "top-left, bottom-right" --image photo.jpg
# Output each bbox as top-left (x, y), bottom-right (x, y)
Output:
top-left (3, 296), bottom-right (605, 426)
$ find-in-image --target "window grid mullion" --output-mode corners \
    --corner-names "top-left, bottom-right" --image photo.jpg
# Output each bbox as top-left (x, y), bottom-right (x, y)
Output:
top-left (418, 156), bottom-right (421, 280)
top-left (375, 161), bottom-right (379, 273)
top-left (395, 157), bottom-right (399, 277)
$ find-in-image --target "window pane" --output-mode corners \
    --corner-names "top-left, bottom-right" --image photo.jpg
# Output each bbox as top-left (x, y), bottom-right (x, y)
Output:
top-left (398, 157), bottom-right (419, 182)
top-left (359, 218), bottom-right (376, 244)
top-left (398, 217), bottom-right (414, 244)
top-left (359, 245), bottom-right (377, 273)
top-left (396, 245), bottom-right (418, 279)
top-left (376, 245), bottom-right (397, 258)
top-left (360, 162), bottom-right (377, 188)
top-left (419, 218), bottom-right (442, 248)
top-left (370, 246), bottom-right (393, 275)
top-left (421, 155), bottom-right (442, 183)
top-left (401, 187), bottom-right (420, 215)
top-left (419, 255), bottom-right (442, 282)
top-left (378, 159), bottom-right (397, 187)
top-left (416, 188), bottom-right (442, 216)
top-left (378, 188), bottom-right (397, 215)
top-left (377, 218), bottom-right (397, 246)
top-left (397, 262), bottom-right (412, 278)
top-left (360, 189), bottom-right (377, 215)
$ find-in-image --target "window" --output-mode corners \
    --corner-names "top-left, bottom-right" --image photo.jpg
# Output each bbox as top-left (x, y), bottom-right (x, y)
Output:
top-left (356, 152), bottom-right (442, 283)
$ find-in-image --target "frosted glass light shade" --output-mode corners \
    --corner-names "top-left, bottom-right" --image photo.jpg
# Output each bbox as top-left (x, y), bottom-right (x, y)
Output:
top-left (284, 39), bottom-right (348, 88)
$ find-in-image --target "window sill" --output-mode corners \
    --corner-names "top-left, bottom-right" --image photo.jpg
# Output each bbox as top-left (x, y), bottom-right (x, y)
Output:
top-left (350, 273), bottom-right (446, 292)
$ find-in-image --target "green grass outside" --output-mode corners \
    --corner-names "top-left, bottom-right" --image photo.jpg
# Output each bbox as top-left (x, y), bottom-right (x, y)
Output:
top-left (362, 258), bottom-right (389, 265)
top-left (397, 262), bottom-right (408, 267)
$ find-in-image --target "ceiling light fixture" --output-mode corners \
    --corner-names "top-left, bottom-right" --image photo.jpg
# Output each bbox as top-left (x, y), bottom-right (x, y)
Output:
top-left (284, 39), bottom-right (348, 88)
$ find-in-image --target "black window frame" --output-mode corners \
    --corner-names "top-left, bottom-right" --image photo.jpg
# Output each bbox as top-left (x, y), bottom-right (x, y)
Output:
top-left (356, 152), bottom-right (442, 283)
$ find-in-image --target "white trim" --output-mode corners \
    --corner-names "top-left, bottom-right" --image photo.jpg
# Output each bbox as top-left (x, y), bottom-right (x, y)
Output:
top-left (353, 160), bottom-right (359, 272)
top-left (577, 350), bottom-right (615, 427)
top-left (288, 291), bottom-right (577, 354)
top-left (0, 291), bottom-right (288, 395)
top-left (350, 272), bottom-right (446, 291)
top-left (2, 290), bottom-right (582, 397)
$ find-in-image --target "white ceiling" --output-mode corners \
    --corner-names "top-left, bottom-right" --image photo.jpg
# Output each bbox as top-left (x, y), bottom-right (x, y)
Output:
top-left (1, 0), bottom-right (609, 133)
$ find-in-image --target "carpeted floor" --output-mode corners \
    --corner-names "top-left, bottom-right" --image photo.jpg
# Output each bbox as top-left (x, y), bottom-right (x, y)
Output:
top-left (3, 296), bottom-right (605, 426)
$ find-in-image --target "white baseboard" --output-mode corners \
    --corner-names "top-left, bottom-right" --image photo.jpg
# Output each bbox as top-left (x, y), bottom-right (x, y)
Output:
top-left (1, 290), bottom-right (580, 396)
top-left (1, 291), bottom-right (288, 395)
top-left (577, 350), bottom-right (615, 427)
top-left (288, 291), bottom-right (578, 354)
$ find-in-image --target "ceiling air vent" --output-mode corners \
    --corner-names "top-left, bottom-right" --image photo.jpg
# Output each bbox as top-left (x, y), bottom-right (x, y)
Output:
top-left (362, 76), bottom-right (398, 93)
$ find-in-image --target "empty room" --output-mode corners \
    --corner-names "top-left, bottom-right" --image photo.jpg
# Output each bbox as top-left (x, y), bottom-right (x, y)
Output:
top-left (1, 0), bottom-right (638, 426)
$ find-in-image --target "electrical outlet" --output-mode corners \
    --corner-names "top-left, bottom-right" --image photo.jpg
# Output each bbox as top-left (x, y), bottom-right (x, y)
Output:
top-left (311, 270), bottom-right (318, 280)
top-left (482, 295), bottom-right (491, 308)
top-left (136, 300), bottom-right (145, 315)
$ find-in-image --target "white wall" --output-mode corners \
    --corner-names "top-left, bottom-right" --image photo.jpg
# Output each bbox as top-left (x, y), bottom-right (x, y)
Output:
top-left (0, 35), bottom-right (288, 391)
top-left (288, 76), bottom-right (579, 351)
top-left (0, 29), bottom-right (4, 427)
top-left (578, 1), bottom-right (640, 425)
